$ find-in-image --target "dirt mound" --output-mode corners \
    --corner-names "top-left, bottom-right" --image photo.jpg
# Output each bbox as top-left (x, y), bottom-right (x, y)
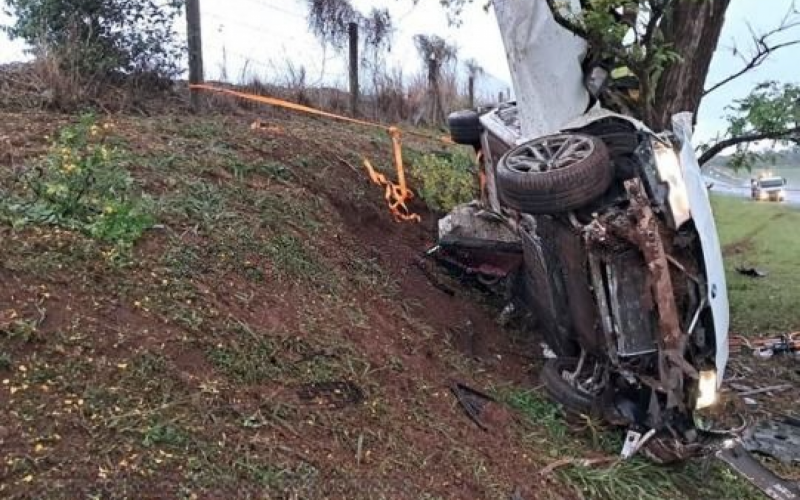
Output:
top-left (0, 109), bottom-right (563, 499)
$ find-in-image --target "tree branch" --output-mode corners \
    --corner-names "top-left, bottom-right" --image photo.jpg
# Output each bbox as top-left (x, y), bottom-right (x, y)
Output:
top-left (641, 0), bottom-right (670, 48)
top-left (698, 126), bottom-right (800, 166)
top-left (543, 0), bottom-right (589, 39)
top-left (704, 38), bottom-right (800, 97)
top-left (703, 4), bottom-right (800, 97)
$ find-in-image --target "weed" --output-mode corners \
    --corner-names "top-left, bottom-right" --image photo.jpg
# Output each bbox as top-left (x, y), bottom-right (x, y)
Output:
top-left (267, 234), bottom-right (324, 282)
top-left (182, 121), bottom-right (225, 140)
top-left (233, 456), bottom-right (318, 491)
top-left (206, 321), bottom-right (364, 386)
top-left (292, 156), bottom-right (313, 169)
top-left (87, 199), bottom-right (154, 244)
top-left (2, 318), bottom-right (40, 342)
top-left (502, 389), bottom-right (570, 445)
top-left (408, 150), bottom-right (477, 212)
top-left (1, 115), bottom-right (153, 249)
top-left (252, 191), bottom-right (320, 232)
top-left (258, 161), bottom-right (294, 182)
top-left (562, 459), bottom-right (680, 500)
top-left (207, 338), bottom-right (282, 384)
top-left (132, 352), bottom-right (168, 378)
top-left (161, 181), bottom-right (232, 227)
top-left (142, 421), bottom-right (190, 448)
top-left (500, 386), bottom-right (761, 500)
top-left (0, 351), bottom-right (11, 370)
top-left (346, 256), bottom-right (400, 295)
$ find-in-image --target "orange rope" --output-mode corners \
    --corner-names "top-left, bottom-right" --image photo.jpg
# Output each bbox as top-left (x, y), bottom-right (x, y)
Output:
top-left (192, 84), bottom-right (383, 130)
top-left (190, 84), bottom-right (436, 223)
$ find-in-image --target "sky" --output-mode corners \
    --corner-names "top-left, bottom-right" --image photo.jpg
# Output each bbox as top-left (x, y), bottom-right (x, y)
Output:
top-left (1, 0), bottom-right (798, 143)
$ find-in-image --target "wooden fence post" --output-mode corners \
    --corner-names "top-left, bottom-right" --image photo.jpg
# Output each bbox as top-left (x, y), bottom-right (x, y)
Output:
top-left (186, 0), bottom-right (204, 112)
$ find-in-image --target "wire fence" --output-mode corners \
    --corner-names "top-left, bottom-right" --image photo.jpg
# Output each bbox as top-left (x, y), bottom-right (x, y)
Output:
top-left (197, 0), bottom-right (506, 115)
top-left (0, 0), bottom-right (508, 120)
top-left (201, 1), bottom-right (350, 88)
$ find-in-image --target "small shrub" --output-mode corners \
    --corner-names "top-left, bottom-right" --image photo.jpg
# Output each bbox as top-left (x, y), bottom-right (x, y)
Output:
top-left (2, 114), bottom-right (154, 249)
top-left (0, 351), bottom-right (12, 371)
top-left (4, 0), bottom-right (183, 78)
top-left (409, 151), bottom-right (477, 212)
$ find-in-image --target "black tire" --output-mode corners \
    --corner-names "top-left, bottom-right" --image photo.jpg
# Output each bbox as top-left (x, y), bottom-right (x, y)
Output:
top-left (496, 133), bottom-right (613, 214)
top-left (540, 358), bottom-right (597, 416)
top-left (448, 109), bottom-right (482, 146)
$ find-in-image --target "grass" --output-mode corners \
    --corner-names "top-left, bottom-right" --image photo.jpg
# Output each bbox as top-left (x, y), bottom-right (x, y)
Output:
top-left (505, 195), bottom-right (797, 500)
top-left (711, 195), bottom-right (800, 334)
top-left (499, 386), bottom-right (764, 500)
top-left (408, 149), bottom-right (478, 212)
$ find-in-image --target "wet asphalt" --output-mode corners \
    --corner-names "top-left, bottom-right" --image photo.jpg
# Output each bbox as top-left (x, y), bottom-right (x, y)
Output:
top-left (704, 170), bottom-right (800, 207)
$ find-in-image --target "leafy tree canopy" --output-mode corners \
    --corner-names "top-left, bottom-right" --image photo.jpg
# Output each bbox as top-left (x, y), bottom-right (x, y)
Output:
top-left (3, 0), bottom-right (184, 77)
top-left (701, 82), bottom-right (800, 168)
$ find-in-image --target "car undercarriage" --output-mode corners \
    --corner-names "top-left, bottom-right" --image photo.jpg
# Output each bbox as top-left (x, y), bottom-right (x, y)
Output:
top-left (435, 106), bottom-right (729, 462)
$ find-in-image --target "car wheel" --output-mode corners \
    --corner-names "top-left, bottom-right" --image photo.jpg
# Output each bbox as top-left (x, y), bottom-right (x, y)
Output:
top-left (540, 357), bottom-right (598, 416)
top-left (448, 109), bottom-right (483, 147)
top-left (496, 133), bottom-right (613, 214)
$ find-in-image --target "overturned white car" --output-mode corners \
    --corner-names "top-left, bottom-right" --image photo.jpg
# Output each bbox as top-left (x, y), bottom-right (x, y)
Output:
top-left (436, 0), bottom-right (729, 461)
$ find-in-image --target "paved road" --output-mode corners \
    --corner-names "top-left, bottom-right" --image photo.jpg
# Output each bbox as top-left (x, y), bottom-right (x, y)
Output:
top-left (704, 169), bottom-right (800, 206)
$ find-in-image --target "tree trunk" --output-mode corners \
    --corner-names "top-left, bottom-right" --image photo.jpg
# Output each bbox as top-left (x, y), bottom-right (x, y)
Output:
top-left (651, 0), bottom-right (730, 130)
top-left (428, 58), bottom-right (445, 125)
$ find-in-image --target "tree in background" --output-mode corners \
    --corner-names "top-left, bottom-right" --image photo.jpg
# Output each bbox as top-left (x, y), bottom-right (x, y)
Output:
top-left (413, 34), bottom-right (457, 125)
top-left (2, 0), bottom-right (184, 80)
top-left (700, 82), bottom-right (800, 168)
top-left (548, 0), bottom-right (800, 167)
top-left (305, 0), bottom-right (393, 81)
top-left (437, 0), bottom-right (799, 166)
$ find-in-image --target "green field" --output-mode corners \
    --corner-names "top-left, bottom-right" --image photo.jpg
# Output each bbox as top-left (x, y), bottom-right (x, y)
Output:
top-left (712, 195), bottom-right (800, 335)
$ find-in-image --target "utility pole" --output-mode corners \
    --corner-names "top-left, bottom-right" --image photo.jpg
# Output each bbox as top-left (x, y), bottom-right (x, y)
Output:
top-left (348, 22), bottom-right (359, 116)
top-left (186, 0), bottom-right (204, 111)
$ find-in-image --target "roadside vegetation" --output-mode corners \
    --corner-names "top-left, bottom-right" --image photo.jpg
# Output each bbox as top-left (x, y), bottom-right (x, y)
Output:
top-left (712, 195), bottom-right (800, 335)
top-left (1, 115), bottom-right (153, 257)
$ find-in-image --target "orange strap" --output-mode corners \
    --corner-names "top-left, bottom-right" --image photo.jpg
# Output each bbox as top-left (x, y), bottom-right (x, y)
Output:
top-left (363, 127), bottom-right (420, 223)
top-left (190, 84), bottom-right (420, 222)
top-left (192, 84), bottom-right (382, 130)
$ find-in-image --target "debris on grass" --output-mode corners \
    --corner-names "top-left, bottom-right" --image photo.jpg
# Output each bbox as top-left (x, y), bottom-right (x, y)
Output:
top-left (736, 265), bottom-right (769, 278)
top-left (450, 381), bottom-right (496, 431)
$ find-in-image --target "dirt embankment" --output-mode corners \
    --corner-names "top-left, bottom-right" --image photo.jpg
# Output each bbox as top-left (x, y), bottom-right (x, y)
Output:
top-left (0, 110), bottom-right (566, 500)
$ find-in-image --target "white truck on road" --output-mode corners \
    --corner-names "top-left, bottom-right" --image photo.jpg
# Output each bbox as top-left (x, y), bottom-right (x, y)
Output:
top-left (751, 174), bottom-right (787, 202)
